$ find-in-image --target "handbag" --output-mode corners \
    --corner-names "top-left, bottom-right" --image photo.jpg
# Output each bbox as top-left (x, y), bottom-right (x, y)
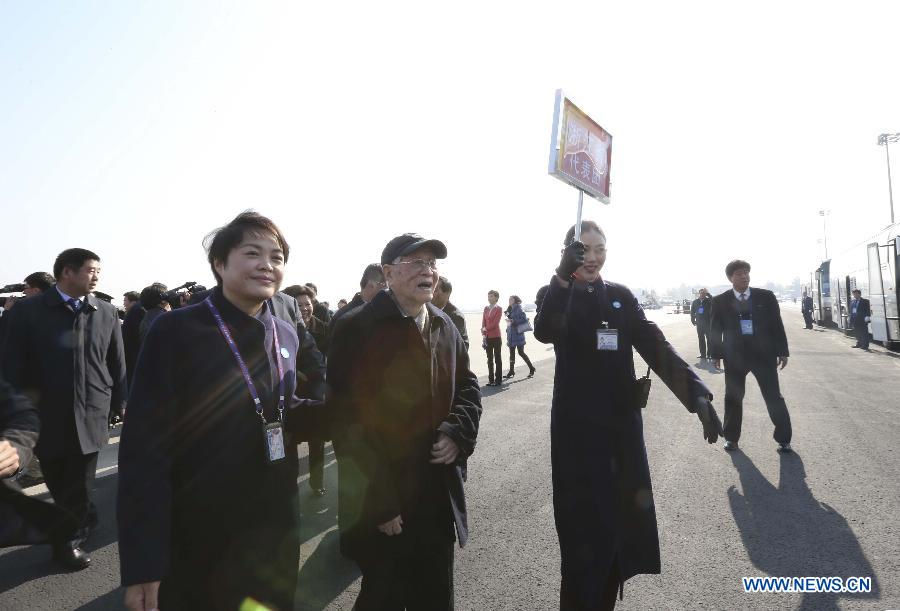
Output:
top-left (633, 366), bottom-right (652, 409)
top-left (517, 319), bottom-right (533, 333)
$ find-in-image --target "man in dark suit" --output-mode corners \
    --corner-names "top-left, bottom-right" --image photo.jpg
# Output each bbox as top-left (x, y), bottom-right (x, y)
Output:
top-left (709, 259), bottom-right (793, 453)
top-left (432, 275), bottom-right (470, 350)
top-left (690, 288), bottom-right (713, 361)
top-left (801, 291), bottom-right (815, 329)
top-left (329, 263), bottom-right (386, 329)
top-left (2, 248), bottom-right (127, 569)
top-left (849, 289), bottom-right (872, 350)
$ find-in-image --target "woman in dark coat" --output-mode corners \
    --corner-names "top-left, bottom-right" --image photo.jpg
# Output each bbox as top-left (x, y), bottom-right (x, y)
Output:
top-left (118, 213), bottom-right (325, 611)
top-left (504, 295), bottom-right (535, 378)
top-left (534, 221), bottom-right (723, 610)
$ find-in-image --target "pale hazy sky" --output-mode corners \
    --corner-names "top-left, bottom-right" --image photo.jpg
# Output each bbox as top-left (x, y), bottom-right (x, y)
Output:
top-left (2, 2), bottom-right (899, 310)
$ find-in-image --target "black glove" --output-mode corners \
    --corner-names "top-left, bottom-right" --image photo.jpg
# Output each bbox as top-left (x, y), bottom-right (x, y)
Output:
top-left (556, 241), bottom-right (585, 279)
top-left (694, 397), bottom-right (723, 444)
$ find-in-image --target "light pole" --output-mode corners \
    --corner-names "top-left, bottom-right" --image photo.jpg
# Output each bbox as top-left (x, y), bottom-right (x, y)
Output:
top-left (877, 133), bottom-right (900, 225)
top-left (818, 209), bottom-right (829, 259)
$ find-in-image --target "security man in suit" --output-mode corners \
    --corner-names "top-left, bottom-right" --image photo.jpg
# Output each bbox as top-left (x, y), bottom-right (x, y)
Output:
top-left (2, 248), bottom-right (127, 569)
top-left (801, 291), bottom-right (815, 329)
top-left (709, 259), bottom-right (793, 453)
top-left (849, 289), bottom-right (872, 350)
top-left (689, 288), bottom-right (713, 361)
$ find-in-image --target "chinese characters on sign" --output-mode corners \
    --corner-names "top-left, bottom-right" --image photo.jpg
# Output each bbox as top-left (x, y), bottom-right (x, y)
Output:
top-left (548, 91), bottom-right (612, 203)
top-left (559, 99), bottom-right (612, 199)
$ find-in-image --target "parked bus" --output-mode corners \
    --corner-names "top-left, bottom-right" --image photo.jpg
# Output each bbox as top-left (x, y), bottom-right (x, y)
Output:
top-left (811, 222), bottom-right (900, 347)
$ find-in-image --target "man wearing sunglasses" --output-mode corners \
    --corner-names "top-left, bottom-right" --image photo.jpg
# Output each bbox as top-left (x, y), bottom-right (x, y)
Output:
top-left (329, 233), bottom-right (482, 610)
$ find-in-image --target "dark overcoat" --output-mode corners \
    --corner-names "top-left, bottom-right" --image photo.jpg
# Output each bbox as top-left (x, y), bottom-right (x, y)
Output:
top-left (443, 301), bottom-right (469, 350)
top-left (117, 288), bottom-right (325, 611)
top-left (327, 290), bottom-right (481, 561)
top-left (708, 288), bottom-right (789, 367)
top-left (0, 373), bottom-right (57, 548)
top-left (1, 289), bottom-right (126, 458)
top-left (121, 304), bottom-right (146, 386)
top-left (534, 278), bottom-right (710, 606)
top-left (690, 296), bottom-right (713, 329)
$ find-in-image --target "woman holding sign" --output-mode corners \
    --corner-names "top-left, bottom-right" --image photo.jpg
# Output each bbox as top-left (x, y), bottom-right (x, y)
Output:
top-left (118, 212), bottom-right (326, 611)
top-left (534, 220), bottom-right (723, 610)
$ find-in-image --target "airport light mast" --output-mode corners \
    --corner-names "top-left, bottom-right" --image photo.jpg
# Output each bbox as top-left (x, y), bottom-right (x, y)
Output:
top-left (877, 132), bottom-right (900, 225)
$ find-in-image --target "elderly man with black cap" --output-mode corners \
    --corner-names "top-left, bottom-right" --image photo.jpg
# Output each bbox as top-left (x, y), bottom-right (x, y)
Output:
top-left (328, 233), bottom-right (482, 610)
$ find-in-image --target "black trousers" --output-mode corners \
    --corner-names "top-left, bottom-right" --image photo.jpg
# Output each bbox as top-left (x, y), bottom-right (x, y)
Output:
top-left (354, 541), bottom-right (454, 611)
top-left (485, 337), bottom-right (502, 383)
top-left (39, 452), bottom-right (98, 545)
top-left (560, 564), bottom-right (620, 611)
top-left (695, 324), bottom-right (710, 359)
top-left (802, 310), bottom-right (813, 329)
top-left (854, 323), bottom-right (870, 348)
top-left (508, 345), bottom-right (534, 373)
top-left (723, 359), bottom-right (792, 444)
top-left (307, 439), bottom-right (325, 490)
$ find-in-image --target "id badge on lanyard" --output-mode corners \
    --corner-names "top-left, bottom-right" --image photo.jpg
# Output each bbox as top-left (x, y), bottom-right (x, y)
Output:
top-left (597, 328), bottom-right (619, 351)
top-left (206, 298), bottom-right (288, 465)
top-left (263, 422), bottom-right (286, 463)
top-left (740, 318), bottom-right (753, 336)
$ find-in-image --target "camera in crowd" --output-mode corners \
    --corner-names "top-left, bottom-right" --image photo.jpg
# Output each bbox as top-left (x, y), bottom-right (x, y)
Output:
top-left (1, 283), bottom-right (27, 296)
top-left (140, 281), bottom-right (206, 311)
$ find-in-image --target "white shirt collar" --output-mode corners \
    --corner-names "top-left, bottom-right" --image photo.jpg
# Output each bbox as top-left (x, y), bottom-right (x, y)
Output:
top-left (733, 288), bottom-right (750, 300)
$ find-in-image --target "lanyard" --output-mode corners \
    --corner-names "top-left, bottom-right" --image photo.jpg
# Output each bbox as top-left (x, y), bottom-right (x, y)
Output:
top-left (205, 298), bottom-right (285, 423)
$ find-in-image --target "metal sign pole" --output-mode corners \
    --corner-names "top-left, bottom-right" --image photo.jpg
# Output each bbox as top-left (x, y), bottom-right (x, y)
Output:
top-left (575, 189), bottom-right (584, 241)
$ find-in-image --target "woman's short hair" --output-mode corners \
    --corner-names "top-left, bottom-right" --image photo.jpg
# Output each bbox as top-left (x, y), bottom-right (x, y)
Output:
top-left (283, 285), bottom-right (316, 300)
top-left (564, 221), bottom-right (605, 247)
top-left (204, 211), bottom-right (289, 286)
top-left (488, 290), bottom-right (499, 299)
top-left (510, 295), bottom-right (522, 304)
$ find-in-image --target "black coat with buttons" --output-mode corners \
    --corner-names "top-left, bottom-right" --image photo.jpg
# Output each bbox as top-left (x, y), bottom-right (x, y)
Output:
top-left (117, 288), bottom-right (325, 610)
top-left (534, 277), bottom-right (710, 605)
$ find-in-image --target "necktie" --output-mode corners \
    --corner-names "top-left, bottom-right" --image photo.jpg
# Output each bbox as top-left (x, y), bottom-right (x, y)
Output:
top-left (740, 293), bottom-right (747, 301)
top-left (68, 298), bottom-right (82, 312)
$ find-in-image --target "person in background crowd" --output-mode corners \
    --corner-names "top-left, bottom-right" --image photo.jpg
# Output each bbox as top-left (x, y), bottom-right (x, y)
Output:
top-left (283, 284), bottom-right (329, 497)
top-left (0, 272), bottom-right (56, 486)
top-left (337, 298), bottom-right (348, 310)
top-left (690, 288), bottom-right (713, 361)
top-left (328, 232), bottom-right (481, 610)
top-left (2, 248), bottom-right (127, 570)
top-left (709, 259), bottom-right (793, 453)
top-left (122, 291), bottom-right (140, 313)
top-left (535, 284), bottom-right (550, 313)
top-left (330, 263), bottom-right (386, 328)
top-left (304, 282), bottom-right (333, 324)
top-left (118, 211), bottom-right (327, 611)
top-left (138, 283), bottom-right (171, 343)
top-left (504, 295), bottom-right (535, 379)
top-left (850, 289), bottom-right (871, 350)
top-left (432, 275), bottom-right (469, 350)
top-left (535, 221), bottom-right (721, 610)
top-left (122, 291), bottom-right (148, 388)
top-left (482, 290), bottom-right (503, 386)
top-left (801, 291), bottom-right (814, 329)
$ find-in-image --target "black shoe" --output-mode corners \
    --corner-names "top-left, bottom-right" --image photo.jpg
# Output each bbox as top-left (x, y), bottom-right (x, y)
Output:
top-left (53, 544), bottom-right (91, 571)
top-left (527, 368), bottom-right (536, 378)
top-left (312, 488), bottom-right (326, 497)
top-left (777, 443), bottom-right (792, 453)
top-left (724, 440), bottom-right (739, 451)
top-left (504, 371), bottom-right (516, 379)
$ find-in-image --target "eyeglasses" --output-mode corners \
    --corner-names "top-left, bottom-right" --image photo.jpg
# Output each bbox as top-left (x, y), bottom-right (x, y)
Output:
top-left (391, 258), bottom-right (439, 272)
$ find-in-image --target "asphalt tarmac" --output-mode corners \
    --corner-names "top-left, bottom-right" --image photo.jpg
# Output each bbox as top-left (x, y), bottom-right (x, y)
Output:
top-left (2, 305), bottom-right (898, 610)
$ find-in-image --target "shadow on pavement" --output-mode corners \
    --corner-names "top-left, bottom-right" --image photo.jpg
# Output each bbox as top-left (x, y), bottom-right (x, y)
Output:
top-left (728, 451), bottom-right (879, 610)
top-left (0, 474), bottom-right (120, 595)
top-left (295, 452), bottom-right (360, 610)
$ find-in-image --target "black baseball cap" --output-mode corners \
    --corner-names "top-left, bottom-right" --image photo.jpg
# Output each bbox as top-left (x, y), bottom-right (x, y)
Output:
top-left (381, 233), bottom-right (448, 265)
